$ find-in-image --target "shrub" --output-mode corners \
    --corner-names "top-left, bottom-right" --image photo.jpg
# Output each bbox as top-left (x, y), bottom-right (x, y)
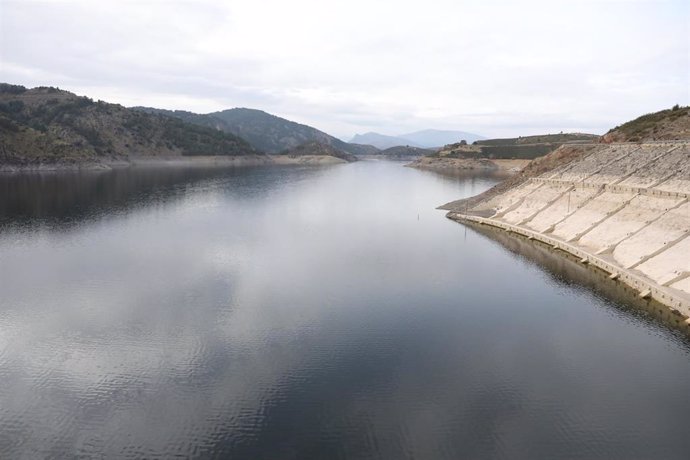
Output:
top-left (0, 83), bottom-right (27, 94)
top-left (0, 100), bottom-right (25, 113)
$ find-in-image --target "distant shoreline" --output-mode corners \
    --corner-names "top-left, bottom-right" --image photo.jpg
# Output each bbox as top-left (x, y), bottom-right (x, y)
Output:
top-left (0, 154), bottom-right (350, 173)
top-left (406, 157), bottom-right (530, 173)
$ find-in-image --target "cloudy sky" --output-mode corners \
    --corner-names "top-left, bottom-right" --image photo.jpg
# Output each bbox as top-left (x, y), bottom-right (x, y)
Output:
top-left (1, 0), bottom-right (688, 139)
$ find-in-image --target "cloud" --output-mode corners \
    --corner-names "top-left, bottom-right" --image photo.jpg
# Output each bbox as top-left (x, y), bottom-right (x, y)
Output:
top-left (1, 0), bottom-right (688, 138)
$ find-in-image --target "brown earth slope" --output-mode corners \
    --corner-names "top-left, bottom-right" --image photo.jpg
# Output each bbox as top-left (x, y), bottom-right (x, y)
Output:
top-left (602, 105), bottom-right (690, 143)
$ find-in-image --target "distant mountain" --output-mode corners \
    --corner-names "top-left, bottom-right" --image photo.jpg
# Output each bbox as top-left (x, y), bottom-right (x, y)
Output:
top-left (399, 129), bottom-right (485, 147)
top-left (136, 107), bottom-right (377, 156)
top-left (0, 84), bottom-right (255, 166)
top-left (351, 129), bottom-right (485, 149)
top-left (349, 132), bottom-right (421, 149)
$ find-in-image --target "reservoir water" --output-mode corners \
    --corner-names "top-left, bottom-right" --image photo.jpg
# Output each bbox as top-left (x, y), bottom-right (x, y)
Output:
top-left (1, 161), bottom-right (689, 459)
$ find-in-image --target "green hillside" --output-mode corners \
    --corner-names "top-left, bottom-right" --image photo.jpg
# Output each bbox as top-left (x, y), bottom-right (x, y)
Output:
top-left (0, 84), bottom-right (255, 165)
top-left (136, 106), bottom-right (378, 156)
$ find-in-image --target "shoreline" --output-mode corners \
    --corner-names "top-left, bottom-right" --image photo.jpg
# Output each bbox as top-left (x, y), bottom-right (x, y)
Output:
top-left (464, 220), bottom-right (690, 337)
top-left (0, 154), bottom-right (349, 173)
top-left (447, 211), bottom-right (690, 329)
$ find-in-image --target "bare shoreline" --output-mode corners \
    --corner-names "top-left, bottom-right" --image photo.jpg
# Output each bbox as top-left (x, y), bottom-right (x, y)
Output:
top-left (406, 157), bottom-right (531, 172)
top-left (0, 154), bottom-right (349, 173)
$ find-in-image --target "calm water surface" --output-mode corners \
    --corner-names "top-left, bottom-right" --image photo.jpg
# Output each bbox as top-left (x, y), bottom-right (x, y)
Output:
top-left (1, 162), bottom-right (689, 459)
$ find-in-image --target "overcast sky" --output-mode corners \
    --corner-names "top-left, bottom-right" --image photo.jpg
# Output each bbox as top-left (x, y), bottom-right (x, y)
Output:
top-left (1, 0), bottom-right (688, 139)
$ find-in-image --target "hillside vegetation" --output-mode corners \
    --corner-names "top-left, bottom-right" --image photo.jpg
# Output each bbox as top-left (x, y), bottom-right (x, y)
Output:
top-left (378, 146), bottom-right (434, 158)
top-left (603, 105), bottom-right (690, 142)
top-left (0, 84), bottom-right (255, 166)
top-left (137, 106), bottom-right (377, 156)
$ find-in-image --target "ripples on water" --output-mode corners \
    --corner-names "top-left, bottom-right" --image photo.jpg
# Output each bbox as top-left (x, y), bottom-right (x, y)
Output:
top-left (0, 162), bottom-right (689, 459)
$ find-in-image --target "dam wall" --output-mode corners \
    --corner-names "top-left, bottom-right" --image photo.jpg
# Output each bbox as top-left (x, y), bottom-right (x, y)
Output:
top-left (449, 141), bottom-right (690, 320)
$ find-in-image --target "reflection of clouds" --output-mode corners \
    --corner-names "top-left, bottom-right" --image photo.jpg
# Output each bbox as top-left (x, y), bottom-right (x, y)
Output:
top-left (2, 166), bottom-right (375, 455)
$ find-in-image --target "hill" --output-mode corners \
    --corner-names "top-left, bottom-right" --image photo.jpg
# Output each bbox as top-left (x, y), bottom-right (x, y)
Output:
top-left (378, 146), bottom-right (434, 158)
top-left (602, 105), bottom-right (690, 142)
top-left (281, 141), bottom-right (357, 163)
top-left (136, 106), bottom-right (377, 156)
top-left (0, 84), bottom-right (255, 166)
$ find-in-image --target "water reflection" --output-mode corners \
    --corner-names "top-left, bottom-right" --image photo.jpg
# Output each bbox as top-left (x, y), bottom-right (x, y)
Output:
top-left (0, 166), bottom-right (323, 230)
top-left (0, 162), bottom-right (689, 459)
top-left (469, 222), bottom-right (690, 336)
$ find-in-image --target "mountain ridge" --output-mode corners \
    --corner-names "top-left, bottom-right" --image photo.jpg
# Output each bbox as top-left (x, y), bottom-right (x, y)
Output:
top-left (350, 132), bottom-right (420, 149)
top-left (0, 84), bottom-right (256, 166)
top-left (399, 129), bottom-right (485, 147)
top-left (135, 106), bottom-right (378, 156)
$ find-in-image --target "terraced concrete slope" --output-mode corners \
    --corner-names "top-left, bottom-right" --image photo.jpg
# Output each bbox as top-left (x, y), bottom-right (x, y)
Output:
top-left (448, 141), bottom-right (690, 320)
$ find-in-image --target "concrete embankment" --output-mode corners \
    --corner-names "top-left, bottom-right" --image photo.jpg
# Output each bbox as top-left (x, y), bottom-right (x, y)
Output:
top-left (446, 141), bottom-right (690, 326)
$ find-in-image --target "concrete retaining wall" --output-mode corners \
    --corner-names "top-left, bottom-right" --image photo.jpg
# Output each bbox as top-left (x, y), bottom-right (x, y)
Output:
top-left (451, 141), bottom-right (690, 321)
